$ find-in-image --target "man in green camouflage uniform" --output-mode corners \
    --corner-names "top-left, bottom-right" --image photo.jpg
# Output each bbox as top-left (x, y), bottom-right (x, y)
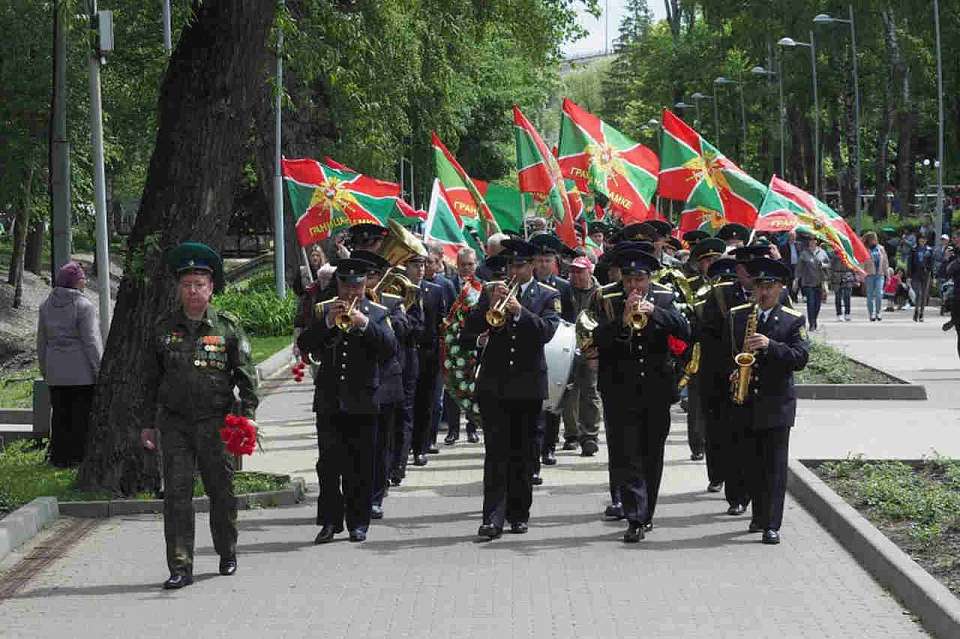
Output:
top-left (141, 242), bottom-right (259, 590)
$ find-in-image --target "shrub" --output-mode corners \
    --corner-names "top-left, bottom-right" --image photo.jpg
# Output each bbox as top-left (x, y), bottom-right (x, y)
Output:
top-left (213, 288), bottom-right (296, 336)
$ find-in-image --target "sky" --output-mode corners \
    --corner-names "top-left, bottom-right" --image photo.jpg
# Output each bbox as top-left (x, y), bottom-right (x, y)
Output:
top-left (563, 0), bottom-right (667, 57)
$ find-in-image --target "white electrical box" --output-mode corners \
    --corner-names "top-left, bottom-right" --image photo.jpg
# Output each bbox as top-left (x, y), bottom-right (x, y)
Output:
top-left (97, 10), bottom-right (114, 53)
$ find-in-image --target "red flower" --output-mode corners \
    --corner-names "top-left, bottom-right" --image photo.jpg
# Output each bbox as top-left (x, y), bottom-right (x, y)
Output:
top-left (667, 335), bottom-right (689, 357)
top-left (220, 414), bottom-right (258, 456)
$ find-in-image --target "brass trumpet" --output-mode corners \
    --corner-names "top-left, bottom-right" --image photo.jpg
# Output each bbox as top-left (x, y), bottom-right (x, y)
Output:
top-left (334, 297), bottom-right (359, 332)
top-left (485, 278), bottom-right (520, 328)
top-left (626, 297), bottom-right (649, 331)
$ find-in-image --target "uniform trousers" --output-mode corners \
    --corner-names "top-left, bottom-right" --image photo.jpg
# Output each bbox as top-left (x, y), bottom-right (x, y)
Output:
top-left (390, 368), bottom-right (418, 481)
top-left (160, 413), bottom-right (237, 577)
top-left (601, 398), bottom-right (671, 525)
top-left (717, 402), bottom-right (750, 507)
top-left (412, 350), bottom-right (439, 456)
top-left (685, 375), bottom-right (705, 457)
top-left (315, 412), bottom-right (376, 532)
top-left (477, 393), bottom-right (542, 528)
top-left (747, 426), bottom-right (790, 531)
top-left (444, 389), bottom-right (478, 439)
top-left (561, 357), bottom-right (601, 444)
top-left (699, 383), bottom-right (724, 485)
top-left (372, 403), bottom-right (397, 507)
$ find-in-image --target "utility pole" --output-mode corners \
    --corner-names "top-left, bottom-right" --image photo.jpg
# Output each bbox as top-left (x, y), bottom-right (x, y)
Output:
top-left (161, 0), bottom-right (172, 53)
top-left (51, 0), bottom-right (72, 275)
top-left (273, 0), bottom-right (286, 298)
top-left (88, 1), bottom-right (113, 342)
top-left (934, 0), bottom-right (945, 235)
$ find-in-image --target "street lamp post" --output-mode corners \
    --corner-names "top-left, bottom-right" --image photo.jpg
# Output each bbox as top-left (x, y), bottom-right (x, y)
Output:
top-left (273, 0), bottom-right (286, 299)
top-left (778, 32), bottom-right (820, 199)
top-left (814, 6), bottom-right (862, 231)
top-left (690, 92), bottom-right (713, 135)
top-left (750, 65), bottom-right (784, 177)
top-left (715, 76), bottom-right (747, 164)
top-left (933, 0), bottom-right (945, 234)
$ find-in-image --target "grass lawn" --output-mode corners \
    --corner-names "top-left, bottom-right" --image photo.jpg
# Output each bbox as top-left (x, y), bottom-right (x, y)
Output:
top-left (796, 340), bottom-right (895, 385)
top-left (0, 367), bottom-right (39, 408)
top-left (0, 439), bottom-right (290, 517)
top-left (250, 334), bottom-right (292, 364)
top-left (815, 458), bottom-right (960, 596)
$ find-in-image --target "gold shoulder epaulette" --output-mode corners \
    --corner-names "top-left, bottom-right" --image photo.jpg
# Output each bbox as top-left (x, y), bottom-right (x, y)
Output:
top-left (652, 282), bottom-right (672, 292)
top-left (537, 281), bottom-right (558, 293)
top-left (715, 281), bottom-right (733, 287)
top-left (781, 306), bottom-right (802, 317)
top-left (730, 303), bottom-right (753, 313)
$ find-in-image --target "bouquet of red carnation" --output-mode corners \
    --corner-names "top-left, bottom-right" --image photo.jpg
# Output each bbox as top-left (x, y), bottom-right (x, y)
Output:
top-left (220, 414), bottom-right (258, 456)
top-left (667, 334), bottom-right (689, 357)
top-left (291, 358), bottom-right (307, 383)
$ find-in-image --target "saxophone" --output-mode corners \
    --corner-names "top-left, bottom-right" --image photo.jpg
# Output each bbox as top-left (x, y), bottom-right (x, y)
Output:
top-left (731, 303), bottom-right (758, 405)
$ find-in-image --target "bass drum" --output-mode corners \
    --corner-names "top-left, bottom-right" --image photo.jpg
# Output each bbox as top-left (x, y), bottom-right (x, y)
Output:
top-left (543, 319), bottom-right (576, 415)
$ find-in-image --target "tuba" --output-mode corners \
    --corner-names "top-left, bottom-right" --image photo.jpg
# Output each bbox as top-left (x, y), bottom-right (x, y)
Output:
top-left (369, 218), bottom-right (427, 310)
top-left (574, 309), bottom-right (598, 352)
top-left (731, 303), bottom-right (758, 404)
top-left (375, 268), bottom-right (419, 311)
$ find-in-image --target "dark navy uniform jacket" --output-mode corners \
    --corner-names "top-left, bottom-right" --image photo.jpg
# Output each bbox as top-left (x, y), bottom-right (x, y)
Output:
top-left (593, 282), bottom-right (690, 403)
top-left (724, 302), bottom-right (809, 431)
top-left (461, 279), bottom-right (560, 401)
top-left (374, 292), bottom-right (418, 405)
top-left (297, 298), bottom-right (397, 415)
top-left (415, 279), bottom-right (446, 357)
top-left (540, 273), bottom-right (576, 323)
top-left (427, 273), bottom-right (458, 313)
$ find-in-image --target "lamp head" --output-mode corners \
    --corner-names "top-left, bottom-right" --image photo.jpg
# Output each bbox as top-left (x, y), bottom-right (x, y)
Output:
top-left (813, 13), bottom-right (834, 23)
top-left (777, 37), bottom-right (797, 47)
top-left (750, 66), bottom-right (770, 75)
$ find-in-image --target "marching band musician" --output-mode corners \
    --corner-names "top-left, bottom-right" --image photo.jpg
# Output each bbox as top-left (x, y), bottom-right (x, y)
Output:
top-left (592, 248), bottom-right (690, 542)
top-left (530, 233), bottom-right (576, 475)
top-left (723, 257), bottom-right (809, 545)
top-left (461, 239), bottom-right (560, 539)
top-left (408, 253), bottom-right (447, 466)
top-left (298, 258), bottom-right (397, 544)
top-left (350, 250), bottom-right (419, 517)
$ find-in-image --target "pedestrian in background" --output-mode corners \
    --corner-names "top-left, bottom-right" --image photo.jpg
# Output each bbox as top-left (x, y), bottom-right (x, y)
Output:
top-left (828, 247), bottom-right (857, 322)
top-left (795, 233), bottom-right (829, 331)
top-left (862, 231), bottom-right (889, 322)
top-left (908, 234), bottom-right (934, 321)
top-left (37, 262), bottom-right (103, 467)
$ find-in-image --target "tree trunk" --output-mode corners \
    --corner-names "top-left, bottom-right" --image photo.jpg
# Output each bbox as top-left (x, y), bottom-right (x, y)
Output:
top-left (871, 9), bottom-right (898, 220)
top-left (9, 167), bottom-right (34, 307)
top-left (76, 0), bottom-right (276, 494)
top-left (25, 221), bottom-right (44, 275)
top-left (885, 9), bottom-right (914, 220)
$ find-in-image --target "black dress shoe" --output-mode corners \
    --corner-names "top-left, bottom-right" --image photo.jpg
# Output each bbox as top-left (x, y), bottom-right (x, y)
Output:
top-left (604, 503), bottom-right (625, 520)
top-left (623, 523), bottom-right (645, 543)
top-left (726, 503), bottom-right (746, 516)
top-left (444, 434), bottom-right (458, 445)
top-left (314, 525), bottom-right (342, 544)
top-left (477, 524), bottom-right (502, 540)
top-left (370, 504), bottom-right (384, 519)
top-left (690, 451), bottom-right (705, 461)
top-left (748, 521), bottom-right (764, 533)
top-left (641, 521), bottom-right (653, 533)
top-left (942, 319), bottom-right (954, 332)
top-left (530, 473), bottom-right (543, 486)
top-left (389, 476), bottom-right (402, 487)
top-left (761, 529), bottom-right (781, 545)
top-left (581, 440), bottom-right (598, 457)
top-left (349, 529), bottom-right (367, 542)
top-left (561, 439), bottom-right (578, 451)
top-left (707, 481), bottom-right (723, 493)
top-left (413, 454), bottom-right (428, 466)
top-left (162, 574), bottom-right (193, 589)
top-left (541, 450), bottom-right (557, 466)
top-left (467, 432), bottom-right (480, 443)
top-left (510, 521), bottom-right (529, 534)
top-left (218, 556), bottom-right (237, 576)
top-left (427, 445), bottom-right (440, 454)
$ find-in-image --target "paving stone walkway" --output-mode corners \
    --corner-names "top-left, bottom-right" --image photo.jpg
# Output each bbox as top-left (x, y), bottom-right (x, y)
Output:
top-left (0, 368), bottom-right (931, 637)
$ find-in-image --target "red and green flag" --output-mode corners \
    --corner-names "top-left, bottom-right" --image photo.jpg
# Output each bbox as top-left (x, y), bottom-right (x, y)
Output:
top-left (425, 179), bottom-right (469, 266)
top-left (658, 109), bottom-right (766, 227)
top-left (474, 179), bottom-right (524, 234)
top-left (432, 133), bottom-right (501, 242)
top-left (514, 105), bottom-right (577, 248)
top-left (392, 198), bottom-right (428, 226)
top-left (282, 157), bottom-right (400, 246)
top-left (756, 176), bottom-right (869, 273)
top-left (557, 98), bottom-right (659, 223)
